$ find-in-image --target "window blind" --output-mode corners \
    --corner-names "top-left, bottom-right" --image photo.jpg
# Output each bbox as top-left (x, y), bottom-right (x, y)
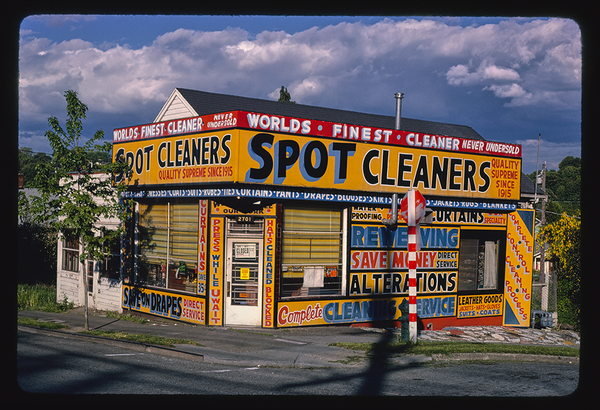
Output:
top-left (282, 208), bottom-right (341, 267)
top-left (139, 204), bottom-right (168, 259)
top-left (170, 203), bottom-right (199, 262)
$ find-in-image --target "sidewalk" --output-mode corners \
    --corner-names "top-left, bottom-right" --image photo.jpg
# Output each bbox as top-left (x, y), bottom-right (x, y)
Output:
top-left (17, 308), bottom-right (580, 368)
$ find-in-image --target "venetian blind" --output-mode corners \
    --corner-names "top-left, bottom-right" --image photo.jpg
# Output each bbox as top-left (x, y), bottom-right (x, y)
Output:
top-left (282, 208), bottom-right (342, 267)
top-left (170, 203), bottom-right (199, 262)
top-left (139, 203), bottom-right (168, 259)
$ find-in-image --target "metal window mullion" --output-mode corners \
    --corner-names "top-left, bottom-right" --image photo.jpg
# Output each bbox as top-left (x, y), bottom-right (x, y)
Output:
top-left (166, 202), bottom-right (170, 289)
top-left (341, 208), bottom-right (348, 296)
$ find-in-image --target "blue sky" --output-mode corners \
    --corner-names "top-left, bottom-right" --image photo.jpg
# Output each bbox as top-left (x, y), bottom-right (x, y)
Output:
top-left (18, 15), bottom-right (582, 174)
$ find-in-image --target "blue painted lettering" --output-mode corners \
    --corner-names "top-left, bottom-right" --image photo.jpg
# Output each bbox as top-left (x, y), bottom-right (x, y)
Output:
top-left (416, 296), bottom-right (455, 318)
top-left (323, 300), bottom-right (397, 324)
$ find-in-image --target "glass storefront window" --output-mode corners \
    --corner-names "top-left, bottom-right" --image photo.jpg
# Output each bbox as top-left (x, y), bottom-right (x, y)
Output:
top-left (458, 231), bottom-right (502, 291)
top-left (137, 201), bottom-right (199, 293)
top-left (281, 207), bottom-right (343, 298)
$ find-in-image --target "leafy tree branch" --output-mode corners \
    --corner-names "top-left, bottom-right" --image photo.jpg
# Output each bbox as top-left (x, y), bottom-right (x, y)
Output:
top-left (26, 90), bottom-right (132, 329)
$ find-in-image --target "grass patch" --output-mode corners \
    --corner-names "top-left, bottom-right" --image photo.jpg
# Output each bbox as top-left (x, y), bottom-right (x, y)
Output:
top-left (230, 328), bottom-right (274, 337)
top-left (18, 315), bottom-right (203, 348)
top-left (329, 341), bottom-right (579, 358)
top-left (329, 355), bottom-right (366, 365)
top-left (79, 330), bottom-right (203, 348)
top-left (18, 316), bottom-right (69, 330)
top-left (18, 284), bottom-right (74, 313)
top-left (105, 311), bottom-right (149, 324)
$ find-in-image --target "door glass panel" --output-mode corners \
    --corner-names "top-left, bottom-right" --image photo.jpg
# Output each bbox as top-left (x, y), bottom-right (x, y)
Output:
top-left (230, 242), bottom-right (259, 306)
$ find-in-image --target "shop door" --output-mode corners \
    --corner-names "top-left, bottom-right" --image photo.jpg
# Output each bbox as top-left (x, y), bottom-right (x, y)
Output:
top-left (225, 238), bottom-right (263, 326)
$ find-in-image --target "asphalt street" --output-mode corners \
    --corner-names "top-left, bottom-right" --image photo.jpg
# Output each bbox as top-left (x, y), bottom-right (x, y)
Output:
top-left (17, 307), bottom-right (580, 369)
top-left (17, 328), bottom-right (580, 396)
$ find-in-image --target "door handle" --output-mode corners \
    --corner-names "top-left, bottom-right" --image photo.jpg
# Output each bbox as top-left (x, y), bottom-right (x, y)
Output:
top-left (227, 281), bottom-right (230, 297)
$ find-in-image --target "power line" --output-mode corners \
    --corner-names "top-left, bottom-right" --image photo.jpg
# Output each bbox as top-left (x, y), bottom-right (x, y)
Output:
top-left (534, 208), bottom-right (580, 219)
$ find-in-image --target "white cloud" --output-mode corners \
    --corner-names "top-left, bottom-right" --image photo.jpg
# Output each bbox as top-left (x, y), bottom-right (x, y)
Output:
top-left (446, 64), bottom-right (474, 86)
top-left (18, 16), bottom-right (581, 153)
top-left (444, 18), bottom-right (581, 107)
top-left (20, 18), bottom-right (581, 111)
top-left (446, 61), bottom-right (521, 86)
top-left (291, 77), bottom-right (328, 100)
top-left (485, 83), bottom-right (530, 99)
top-left (482, 65), bottom-right (520, 82)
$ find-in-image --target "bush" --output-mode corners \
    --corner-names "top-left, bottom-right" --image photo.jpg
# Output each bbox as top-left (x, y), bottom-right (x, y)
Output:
top-left (18, 284), bottom-right (73, 312)
top-left (557, 276), bottom-right (580, 330)
top-left (18, 222), bottom-right (57, 285)
top-left (538, 211), bottom-right (580, 331)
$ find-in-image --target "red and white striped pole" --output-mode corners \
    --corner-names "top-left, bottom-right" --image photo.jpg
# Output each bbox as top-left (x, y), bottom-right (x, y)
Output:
top-left (407, 190), bottom-right (419, 343)
top-left (401, 189), bottom-right (425, 343)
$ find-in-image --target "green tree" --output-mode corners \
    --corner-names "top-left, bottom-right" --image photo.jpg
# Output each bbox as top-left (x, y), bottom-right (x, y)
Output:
top-left (27, 90), bottom-right (131, 330)
top-left (278, 86), bottom-right (295, 103)
top-left (538, 211), bottom-right (581, 330)
top-left (18, 192), bottom-right (58, 285)
top-left (18, 147), bottom-right (51, 187)
top-left (555, 160), bottom-right (581, 206)
top-left (19, 146), bottom-right (109, 188)
top-left (527, 155), bottom-right (581, 217)
top-left (558, 156), bottom-right (581, 169)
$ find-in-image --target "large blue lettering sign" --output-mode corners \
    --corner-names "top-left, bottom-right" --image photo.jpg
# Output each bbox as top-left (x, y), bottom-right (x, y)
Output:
top-left (352, 226), bottom-right (459, 248)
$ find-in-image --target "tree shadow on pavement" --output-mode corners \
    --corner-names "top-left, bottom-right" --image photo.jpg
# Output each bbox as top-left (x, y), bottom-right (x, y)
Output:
top-left (277, 330), bottom-right (423, 396)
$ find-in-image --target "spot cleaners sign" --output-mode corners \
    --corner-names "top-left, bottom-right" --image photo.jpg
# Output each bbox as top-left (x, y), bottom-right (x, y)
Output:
top-left (114, 120), bottom-right (521, 200)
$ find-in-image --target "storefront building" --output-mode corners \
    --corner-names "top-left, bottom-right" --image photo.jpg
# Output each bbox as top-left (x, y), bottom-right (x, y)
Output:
top-left (114, 88), bottom-right (534, 329)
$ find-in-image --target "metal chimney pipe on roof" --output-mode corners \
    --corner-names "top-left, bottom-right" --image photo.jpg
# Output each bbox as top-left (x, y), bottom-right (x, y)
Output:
top-left (382, 92), bottom-right (404, 229)
top-left (395, 92), bottom-right (404, 130)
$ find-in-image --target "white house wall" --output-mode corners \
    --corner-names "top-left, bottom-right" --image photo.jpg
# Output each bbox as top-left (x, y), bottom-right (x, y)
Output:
top-left (56, 269), bottom-right (81, 305)
top-left (55, 172), bottom-right (123, 313)
top-left (56, 242), bottom-right (123, 313)
top-left (92, 263), bottom-right (123, 313)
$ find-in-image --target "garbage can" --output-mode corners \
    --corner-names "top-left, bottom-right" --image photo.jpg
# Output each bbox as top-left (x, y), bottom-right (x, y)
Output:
top-left (530, 310), bottom-right (553, 328)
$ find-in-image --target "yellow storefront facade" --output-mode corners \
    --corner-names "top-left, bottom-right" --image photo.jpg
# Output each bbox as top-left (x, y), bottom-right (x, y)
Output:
top-left (114, 91), bottom-right (533, 329)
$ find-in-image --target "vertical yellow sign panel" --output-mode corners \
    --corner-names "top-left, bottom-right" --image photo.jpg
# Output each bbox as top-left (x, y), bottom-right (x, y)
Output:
top-left (209, 217), bottom-right (224, 325)
top-left (197, 199), bottom-right (209, 296)
top-left (263, 218), bottom-right (276, 328)
top-left (503, 209), bottom-right (534, 327)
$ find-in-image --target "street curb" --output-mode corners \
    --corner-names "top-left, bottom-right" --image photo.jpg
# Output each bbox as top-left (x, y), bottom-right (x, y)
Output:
top-left (17, 325), bottom-right (204, 363)
top-left (431, 352), bottom-right (579, 364)
top-left (19, 325), bottom-right (580, 366)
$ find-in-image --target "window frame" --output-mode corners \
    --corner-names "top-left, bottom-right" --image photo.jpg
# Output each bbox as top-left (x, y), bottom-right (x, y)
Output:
top-left (98, 232), bottom-right (122, 281)
top-left (61, 231), bottom-right (80, 272)
top-left (135, 200), bottom-right (200, 294)
top-left (457, 229), bottom-right (505, 292)
top-left (280, 206), bottom-right (345, 299)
